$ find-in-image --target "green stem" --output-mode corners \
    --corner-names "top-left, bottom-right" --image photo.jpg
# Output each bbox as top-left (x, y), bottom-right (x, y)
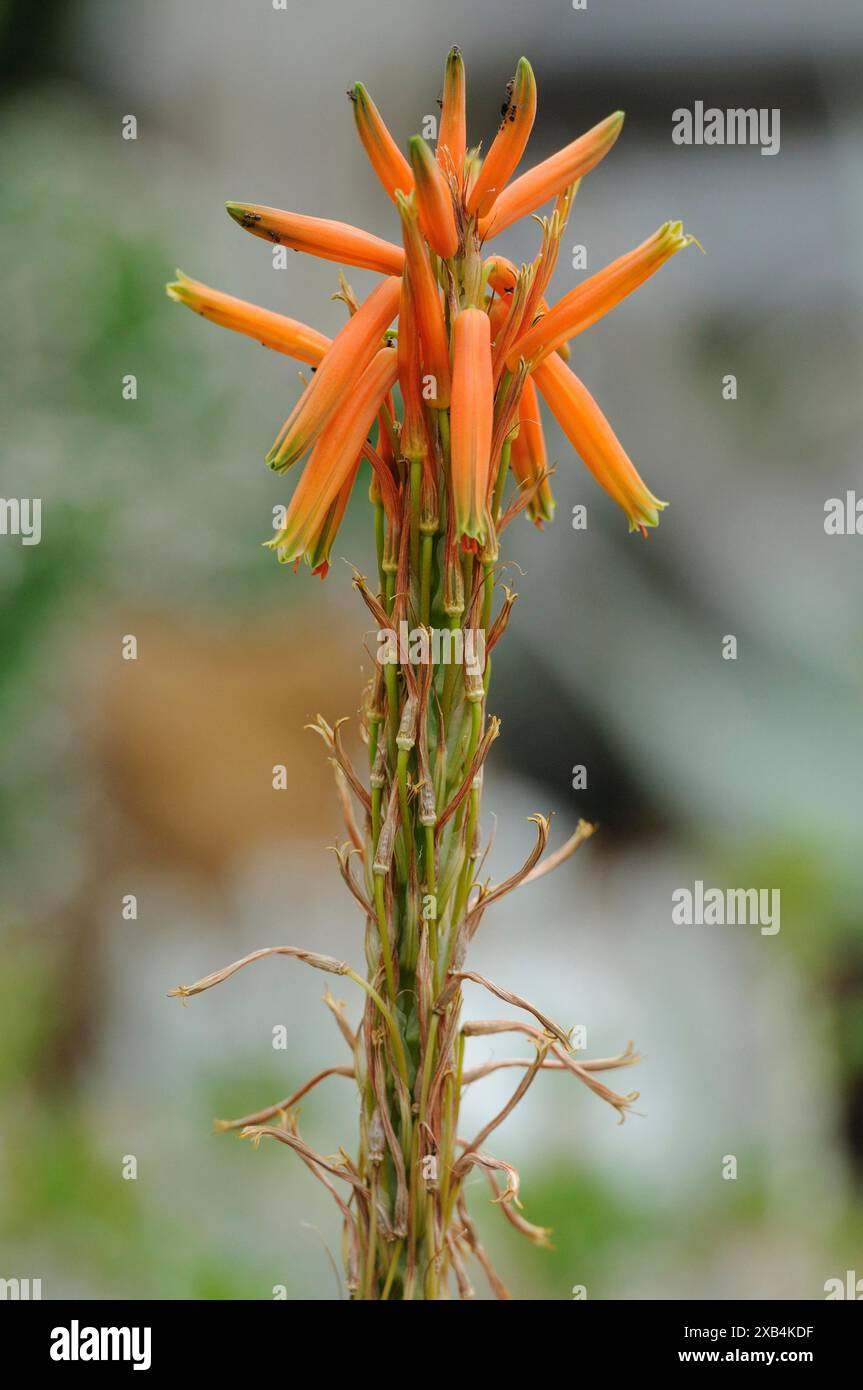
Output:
top-left (409, 459), bottom-right (421, 578)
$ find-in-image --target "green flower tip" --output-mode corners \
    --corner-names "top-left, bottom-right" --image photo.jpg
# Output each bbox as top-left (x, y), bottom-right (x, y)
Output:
top-left (165, 269), bottom-right (189, 303)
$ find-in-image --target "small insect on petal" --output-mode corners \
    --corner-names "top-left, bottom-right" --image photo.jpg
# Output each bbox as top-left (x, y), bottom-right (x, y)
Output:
top-left (466, 57), bottom-right (537, 219)
top-left (225, 202), bottom-right (405, 276)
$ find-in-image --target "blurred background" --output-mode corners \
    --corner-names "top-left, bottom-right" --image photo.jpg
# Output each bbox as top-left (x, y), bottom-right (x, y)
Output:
top-left (1, 0), bottom-right (862, 1300)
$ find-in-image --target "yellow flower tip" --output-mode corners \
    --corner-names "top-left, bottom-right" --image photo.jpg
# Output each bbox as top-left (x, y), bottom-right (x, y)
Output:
top-left (533, 354), bottom-right (666, 535)
top-left (165, 268), bottom-right (196, 303)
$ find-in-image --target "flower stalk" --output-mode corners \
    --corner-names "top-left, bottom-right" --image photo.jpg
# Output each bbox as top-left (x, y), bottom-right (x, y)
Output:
top-left (167, 46), bottom-right (695, 1300)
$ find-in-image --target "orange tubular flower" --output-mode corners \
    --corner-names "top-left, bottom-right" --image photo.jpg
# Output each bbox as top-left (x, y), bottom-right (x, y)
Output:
top-left (267, 276), bottom-right (401, 471)
top-left (510, 374), bottom-right (555, 527)
top-left (306, 458), bottom-right (361, 579)
top-left (532, 352), bottom-right (666, 534)
top-left (408, 136), bottom-right (459, 259)
top-left (437, 46), bottom-right (466, 187)
top-left (397, 276), bottom-right (427, 461)
top-left (397, 192), bottom-right (451, 407)
top-left (485, 254), bottom-right (519, 295)
top-left (351, 83), bottom-right (414, 203)
top-left (478, 110), bottom-right (625, 240)
top-left (508, 221), bottom-right (696, 368)
top-left (225, 202), bottom-right (405, 276)
top-left (484, 254), bottom-right (571, 361)
top-left (166, 271), bottom-right (330, 365)
top-left (466, 57), bottom-right (537, 219)
top-left (451, 308), bottom-right (494, 545)
top-left (268, 346), bottom-right (398, 567)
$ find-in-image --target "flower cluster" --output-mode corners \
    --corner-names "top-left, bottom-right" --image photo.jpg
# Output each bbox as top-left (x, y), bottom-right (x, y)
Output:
top-left (167, 47), bottom-right (697, 578)
top-left (168, 48), bottom-right (693, 1301)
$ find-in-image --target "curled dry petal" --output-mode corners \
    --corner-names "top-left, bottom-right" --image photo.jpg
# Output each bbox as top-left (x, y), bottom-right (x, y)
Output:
top-left (168, 945), bottom-right (350, 1001)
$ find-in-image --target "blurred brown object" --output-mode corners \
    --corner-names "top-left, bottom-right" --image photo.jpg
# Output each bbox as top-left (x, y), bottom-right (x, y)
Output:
top-left (36, 610), bottom-right (362, 1092)
top-left (93, 612), bottom-right (363, 876)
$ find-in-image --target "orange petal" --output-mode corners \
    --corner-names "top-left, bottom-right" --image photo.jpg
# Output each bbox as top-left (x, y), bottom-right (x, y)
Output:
top-left (269, 347), bottom-right (399, 565)
top-left (409, 136), bottom-right (459, 259)
top-left (268, 276), bottom-right (401, 471)
top-left (510, 374), bottom-right (555, 525)
top-left (451, 308), bottom-right (494, 544)
top-left (484, 255), bottom-right (519, 295)
top-left (508, 221), bottom-right (696, 367)
top-left (478, 111), bottom-right (624, 240)
top-left (351, 83), bottom-right (414, 203)
top-left (397, 192), bottom-right (451, 407)
top-left (532, 353), bottom-right (666, 533)
top-left (225, 202), bottom-right (404, 275)
top-left (397, 276), bottom-right (428, 460)
top-left (166, 272), bottom-right (330, 365)
top-left (308, 457), bottom-right (362, 579)
top-left (437, 46), bottom-right (467, 187)
top-left (467, 57), bottom-right (537, 218)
